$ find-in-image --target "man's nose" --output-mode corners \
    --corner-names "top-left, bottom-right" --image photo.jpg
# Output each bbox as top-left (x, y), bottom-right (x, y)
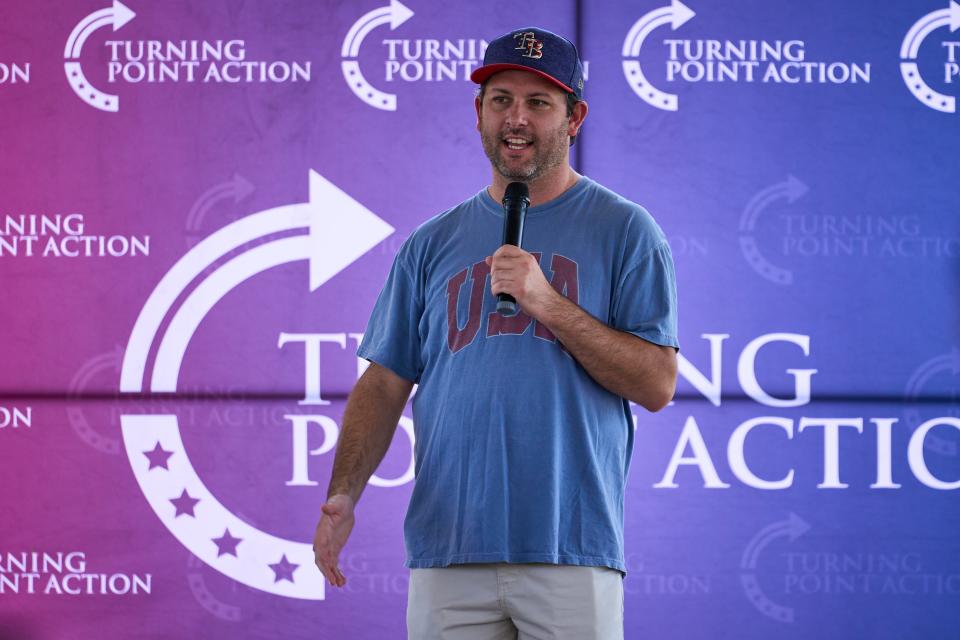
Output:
top-left (505, 103), bottom-right (529, 127)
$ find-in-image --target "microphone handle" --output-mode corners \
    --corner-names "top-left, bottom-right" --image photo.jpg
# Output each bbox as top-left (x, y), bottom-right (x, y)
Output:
top-left (497, 197), bottom-right (527, 315)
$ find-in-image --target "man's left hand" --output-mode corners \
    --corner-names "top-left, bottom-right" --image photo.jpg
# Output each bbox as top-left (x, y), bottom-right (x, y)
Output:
top-left (485, 245), bottom-right (557, 318)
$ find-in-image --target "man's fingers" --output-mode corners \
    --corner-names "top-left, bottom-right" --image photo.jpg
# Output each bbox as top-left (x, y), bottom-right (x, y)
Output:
top-left (494, 248), bottom-right (533, 266)
top-left (315, 553), bottom-right (341, 587)
top-left (491, 275), bottom-right (518, 294)
top-left (319, 561), bottom-right (344, 588)
top-left (315, 559), bottom-right (335, 585)
top-left (314, 529), bottom-right (342, 587)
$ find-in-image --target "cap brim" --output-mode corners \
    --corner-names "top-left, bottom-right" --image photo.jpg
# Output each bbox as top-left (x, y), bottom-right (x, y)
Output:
top-left (470, 63), bottom-right (574, 94)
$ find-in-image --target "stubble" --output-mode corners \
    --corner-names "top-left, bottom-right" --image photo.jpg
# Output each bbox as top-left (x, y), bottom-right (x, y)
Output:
top-left (480, 120), bottom-right (569, 183)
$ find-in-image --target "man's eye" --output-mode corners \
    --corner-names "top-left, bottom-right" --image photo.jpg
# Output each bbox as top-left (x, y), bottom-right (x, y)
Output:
top-left (492, 96), bottom-right (509, 104)
top-left (530, 99), bottom-right (548, 107)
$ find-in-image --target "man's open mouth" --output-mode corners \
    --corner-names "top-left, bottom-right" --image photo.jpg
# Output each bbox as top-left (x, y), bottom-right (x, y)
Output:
top-left (503, 137), bottom-right (533, 150)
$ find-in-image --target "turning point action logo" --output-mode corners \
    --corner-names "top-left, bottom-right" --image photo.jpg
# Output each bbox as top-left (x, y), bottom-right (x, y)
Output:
top-left (622, 0), bottom-right (870, 111)
top-left (740, 513), bottom-right (960, 624)
top-left (738, 175), bottom-right (808, 286)
top-left (341, 0), bottom-right (415, 111)
top-left (341, 2), bottom-right (594, 111)
top-left (64, 0), bottom-right (136, 112)
top-left (622, 0), bottom-right (696, 111)
top-left (118, 170), bottom-right (393, 600)
top-left (740, 513), bottom-right (810, 623)
top-left (737, 174), bottom-right (958, 285)
top-left (65, 0), bottom-right (311, 113)
top-left (900, 1), bottom-right (960, 113)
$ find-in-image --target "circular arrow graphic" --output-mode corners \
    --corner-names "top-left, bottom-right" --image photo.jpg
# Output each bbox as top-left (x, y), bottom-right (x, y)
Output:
top-left (67, 345), bottom-right (124, 454)
top-left (185, 174), bottom-right (256, 243)
top-left (122, 415), bottom-right (322, 599)
top-left (738, 175), bottom-right (808, 285)
top-left (341, 0), bottom-right (415, 111)
top-left (903, 349), bottom-right (960, 456)
top-left (621, 0), bottom-right (695, 111)
top-left (153, 236), bottom-right (310, 390)
top-left (119, 170), bottom-right (394, 599)
top-left (899, 1), bottom-right (960, 113)
top-left (63, 0), bottom-right (136, 113)
top-left (187, 552), bottom-right (244, 622)
top-left (740, 513), bottom-right (811, 624)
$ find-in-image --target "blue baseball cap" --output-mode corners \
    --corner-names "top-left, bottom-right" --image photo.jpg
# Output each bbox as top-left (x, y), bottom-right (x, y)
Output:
top-left (471, 27), bottom-right (584, 100)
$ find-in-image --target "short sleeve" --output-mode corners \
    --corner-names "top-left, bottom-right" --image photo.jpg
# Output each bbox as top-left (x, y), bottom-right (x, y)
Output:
top-left (356, 250), bottom-right (424, 382)
top-left (611, 240), bottom-right (679, 350)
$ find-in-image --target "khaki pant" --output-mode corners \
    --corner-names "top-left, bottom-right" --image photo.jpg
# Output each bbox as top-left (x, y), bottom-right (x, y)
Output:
top-left (407, 563), bottom-right (624, 640)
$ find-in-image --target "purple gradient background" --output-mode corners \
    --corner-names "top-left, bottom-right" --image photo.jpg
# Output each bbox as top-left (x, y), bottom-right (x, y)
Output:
top-left (1, 0), bottom-right (959, 638)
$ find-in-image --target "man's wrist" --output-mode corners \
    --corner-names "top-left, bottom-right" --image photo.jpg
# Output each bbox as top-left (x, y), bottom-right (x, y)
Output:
top-left (528, 284), bottom-right (573, 329)
top-left (326, 488), bottom-right (357, 505)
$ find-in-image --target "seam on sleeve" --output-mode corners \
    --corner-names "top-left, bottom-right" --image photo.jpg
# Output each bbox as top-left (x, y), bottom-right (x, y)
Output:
top-left (618, 239), bottom-right (671, 285)
top-left (612, 240), bottom-right (672, 318)
top-left (393, 243), bottom-right (424, 307)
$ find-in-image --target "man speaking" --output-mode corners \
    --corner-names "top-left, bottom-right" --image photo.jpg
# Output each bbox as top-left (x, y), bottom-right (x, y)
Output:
top-left (314, 26), bottom-right (679, 639)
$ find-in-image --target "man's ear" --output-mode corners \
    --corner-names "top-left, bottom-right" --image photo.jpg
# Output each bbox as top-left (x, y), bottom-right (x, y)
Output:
top-left (475, 96), bottom-right (482, 132)
top-left (568, 99), bottom-right (588, 137)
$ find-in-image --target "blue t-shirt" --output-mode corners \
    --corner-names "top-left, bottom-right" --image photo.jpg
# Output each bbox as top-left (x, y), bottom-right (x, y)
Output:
top-left (357, 176), bottom-right (678, 573)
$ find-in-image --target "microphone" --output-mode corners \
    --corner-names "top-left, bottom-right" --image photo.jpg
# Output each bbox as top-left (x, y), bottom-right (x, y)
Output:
top-left (496, 182), bottom-right (530, 316)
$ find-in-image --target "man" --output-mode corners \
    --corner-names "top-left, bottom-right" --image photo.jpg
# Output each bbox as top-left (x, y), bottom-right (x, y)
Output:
top-left (314, 27), bottom-right (679, 639)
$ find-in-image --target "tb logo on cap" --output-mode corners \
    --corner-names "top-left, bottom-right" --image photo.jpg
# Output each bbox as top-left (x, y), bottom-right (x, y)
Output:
top-left (513, 31), bottom-right (543, 59)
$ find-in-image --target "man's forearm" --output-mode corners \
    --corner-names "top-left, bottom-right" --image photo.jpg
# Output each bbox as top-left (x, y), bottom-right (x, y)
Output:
top-left (326, 365), bottom-right (413, 503)
top-left (534, 290), bottom-right (677, 411)
top-left (487, 245), bottom-right (677, 411)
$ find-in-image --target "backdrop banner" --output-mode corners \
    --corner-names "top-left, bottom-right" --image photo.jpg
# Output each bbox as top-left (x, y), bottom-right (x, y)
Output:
top-left (1, 1), bottom-right (958, 638)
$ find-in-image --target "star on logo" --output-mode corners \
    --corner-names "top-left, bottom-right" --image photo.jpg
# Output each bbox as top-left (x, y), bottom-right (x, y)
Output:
top-left (170, 489), bottom-right (200, 518)
top-left (143, 442), bottom-right (174, 470)
top-left (268, 554), bottom-right (299, 583)
top-left (212, 529), bottom-right (242, 557)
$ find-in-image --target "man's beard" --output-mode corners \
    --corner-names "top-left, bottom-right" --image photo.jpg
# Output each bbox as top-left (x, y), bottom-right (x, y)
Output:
top-left (480, 121), bottom-right (569, 183)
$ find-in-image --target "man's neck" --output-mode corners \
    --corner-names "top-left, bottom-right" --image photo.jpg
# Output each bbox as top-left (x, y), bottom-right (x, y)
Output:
top-left (487, 166), bottom-right (581, 208)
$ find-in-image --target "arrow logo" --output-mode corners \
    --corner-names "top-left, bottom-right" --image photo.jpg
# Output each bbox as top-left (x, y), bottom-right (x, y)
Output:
top-left (66, 345), bottom-right (125, 455)
top-left (185, 174), bottom-right (256, 248)
top-left (902, 348), bottom-right (960, 456)
top-left (341, 0), bottom-right (415, 111)
top-left (121, 170), bottom-right (393, 393)
top-left (119, 170), bottom-right (393, 599)
top-left (740, 513), bottom-right (811, 623)
top-left (187, 552), bottom-right (243, 622)
top-left (738, 175), bottom-right (809, 285)
top-left (64, 0), bottom-right (136, 112)
top-left (621, 0), bottom-right (695, 111)
top-left (900, 1), bottom-right (960, 113)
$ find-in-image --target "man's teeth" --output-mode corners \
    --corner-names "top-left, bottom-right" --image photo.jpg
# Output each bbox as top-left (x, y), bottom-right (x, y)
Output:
top-left (505, 138), bottom-right (531, 150)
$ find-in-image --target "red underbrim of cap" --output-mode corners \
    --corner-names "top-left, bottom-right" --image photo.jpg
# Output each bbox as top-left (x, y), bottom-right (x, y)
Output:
top-left (470, 64), bottom-right (574, 94)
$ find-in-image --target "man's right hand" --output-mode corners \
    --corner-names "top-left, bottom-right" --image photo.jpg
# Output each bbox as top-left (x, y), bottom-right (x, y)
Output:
top-left (313, 493), bottom-right (356, 588)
